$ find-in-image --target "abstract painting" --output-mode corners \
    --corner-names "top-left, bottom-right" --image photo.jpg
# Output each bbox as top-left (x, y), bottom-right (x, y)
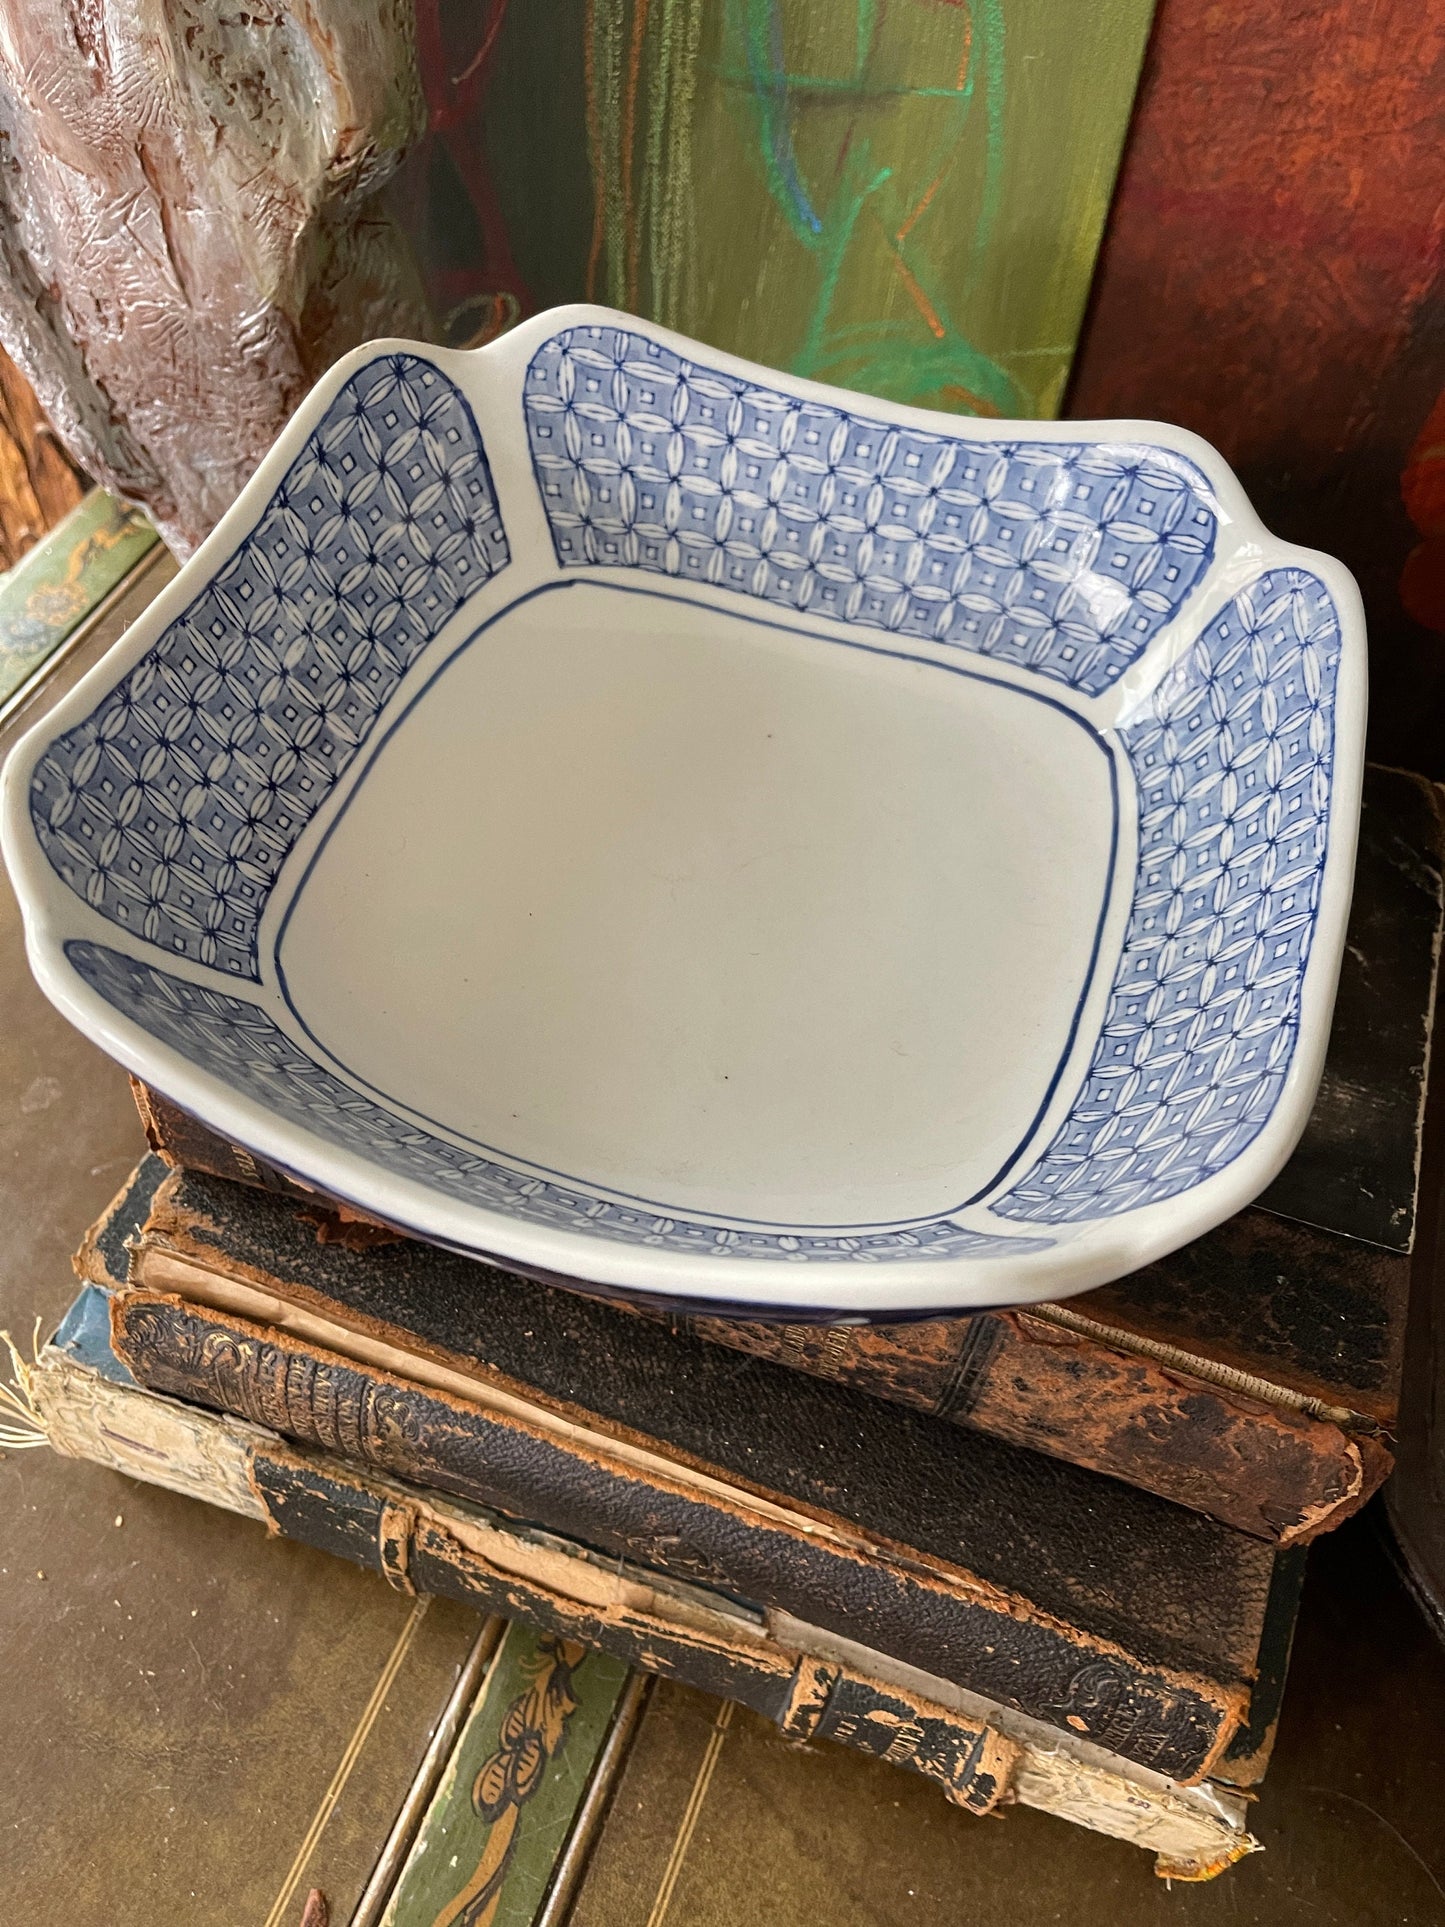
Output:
top-left (400, 0), bottom-right (1158, 420)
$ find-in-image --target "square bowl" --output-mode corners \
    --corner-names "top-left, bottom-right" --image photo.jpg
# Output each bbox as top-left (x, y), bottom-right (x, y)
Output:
top-left (0, 308), bottom-right (1366, 1318)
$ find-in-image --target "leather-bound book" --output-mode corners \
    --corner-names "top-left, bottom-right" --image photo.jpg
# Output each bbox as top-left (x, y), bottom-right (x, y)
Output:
top-left (80, 1156), bottom-right (1300, 1787)
top-left (132, 765), bottom-right (1445, 1547)
top-left (33, 1279), bottom-right (1284, 1879)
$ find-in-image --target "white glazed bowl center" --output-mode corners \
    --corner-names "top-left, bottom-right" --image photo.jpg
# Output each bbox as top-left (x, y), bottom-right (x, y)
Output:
top-left (275, 581), bottom-right (1116, 1227)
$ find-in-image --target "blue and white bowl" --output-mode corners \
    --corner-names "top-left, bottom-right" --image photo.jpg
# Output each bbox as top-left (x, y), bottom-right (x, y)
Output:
top-left (0, 308), bottom-right (1366, 1318)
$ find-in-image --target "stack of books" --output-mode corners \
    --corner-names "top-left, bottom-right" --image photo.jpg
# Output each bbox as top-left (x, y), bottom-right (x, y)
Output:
top-left (22, 763), bottom-right (1444, 1881)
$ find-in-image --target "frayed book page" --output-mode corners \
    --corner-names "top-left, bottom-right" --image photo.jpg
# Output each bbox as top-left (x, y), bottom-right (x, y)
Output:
top-left (0, 1322), bottom-right (47, 1450)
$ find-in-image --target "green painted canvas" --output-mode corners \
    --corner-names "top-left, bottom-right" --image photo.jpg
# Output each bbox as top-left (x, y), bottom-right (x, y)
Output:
top-left (404, 0), bottom-right (1158, 419)
top-left (381, 1622), bottom-right (629, 1927)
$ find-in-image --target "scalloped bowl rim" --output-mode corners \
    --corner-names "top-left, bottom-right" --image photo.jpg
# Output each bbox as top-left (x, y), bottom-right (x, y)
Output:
top-left (0, 305), bottom-right (1367, 1316)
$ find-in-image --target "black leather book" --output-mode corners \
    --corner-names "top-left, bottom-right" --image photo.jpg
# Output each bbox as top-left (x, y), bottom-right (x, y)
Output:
top-left (82, 1157), bottom-right (1294, 1784)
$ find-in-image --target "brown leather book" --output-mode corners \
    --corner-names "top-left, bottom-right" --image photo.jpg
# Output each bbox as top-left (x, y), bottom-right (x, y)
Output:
top-left (130, 767), bottom-right (1445, 1545)
top-left (79, 1155), bottom-right (1302, 1786)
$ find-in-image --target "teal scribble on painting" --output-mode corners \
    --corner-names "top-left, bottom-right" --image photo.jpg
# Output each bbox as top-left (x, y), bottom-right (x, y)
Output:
top-left (720, 0), bottom-right (1018, 414)
top-left (405, 0), bottom-right (1157, 417)
top-left (560, 0), bottom-right (1158, 419)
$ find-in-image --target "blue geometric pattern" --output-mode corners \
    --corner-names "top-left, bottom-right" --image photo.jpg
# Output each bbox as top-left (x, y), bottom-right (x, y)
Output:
top-left (31, 356), bottom-right (509, 980)
top-left (65, 941), bottom-right (1054, 1266)
top-left (524, 324), bottom-right (1218, 697)
top-left (993, 569), bottom-right (1341, 1223)
top-left (17, 309), bottom-right (1349, 1273)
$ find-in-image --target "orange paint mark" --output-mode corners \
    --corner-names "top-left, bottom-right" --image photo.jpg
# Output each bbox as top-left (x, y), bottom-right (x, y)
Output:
top-left (955, 4), bottom-right (974, 90)
top-left (896, 173), bottom-right (943, 245)
top-left (890, 249), bottom-right (947, 339)
top-left (871, 207), bottom-right (946, 339)
top-left (895, 8), bottom-right (970, 246)
top-left (623, 0), bottom-right (653, 310)
top-left (940, 384), bottom-right (1002, 419)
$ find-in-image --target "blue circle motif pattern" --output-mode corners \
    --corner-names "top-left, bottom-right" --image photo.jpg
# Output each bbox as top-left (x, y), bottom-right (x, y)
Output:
top-left (524, 325), bottom-right (1218, 697)
top-left (31, 356), bottom-right (509, 980)
top-left (995, 568), bottom-right (1342, 1222)
top-left (23, 325), bottom-right (1345, 1256)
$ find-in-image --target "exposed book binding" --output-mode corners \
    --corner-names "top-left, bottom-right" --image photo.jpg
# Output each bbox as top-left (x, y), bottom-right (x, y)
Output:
top-left (129, 769), bottom-right (1444, 1545)
top-left (33, 1283), bottom-right (1262, 1879)
top-left (80, 1156), bottom-right (1300, 1785)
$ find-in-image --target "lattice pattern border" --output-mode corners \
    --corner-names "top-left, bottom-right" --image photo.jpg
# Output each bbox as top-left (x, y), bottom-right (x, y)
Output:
top-left (994, 568), bottom-right (1341, 1222)
top-left (524, 324), bottom-right (1217, 697)
top-left (32, 356), bottom-right (509, 980)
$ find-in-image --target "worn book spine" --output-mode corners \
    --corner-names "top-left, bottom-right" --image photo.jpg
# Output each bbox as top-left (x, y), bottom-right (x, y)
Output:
top-left (105, 1283), bottom-right (1246, 1783)
top-left (677, 1302), bottom-right (1386, 1545)
top-left (131, 1078), bottom-right (1389, 1545)
top-left (80, 1157), bottom-right (1286, 1782)
top-left (29, 1328), bottom-right (1257, 1878)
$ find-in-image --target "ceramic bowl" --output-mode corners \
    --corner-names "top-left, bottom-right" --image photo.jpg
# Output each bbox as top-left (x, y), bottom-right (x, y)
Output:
top-left (0, 307), bottom-right (1366, 1317)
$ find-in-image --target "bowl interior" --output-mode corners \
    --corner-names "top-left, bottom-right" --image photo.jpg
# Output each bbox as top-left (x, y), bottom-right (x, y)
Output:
top-left (274, 579), bottom-right (1118, 1227)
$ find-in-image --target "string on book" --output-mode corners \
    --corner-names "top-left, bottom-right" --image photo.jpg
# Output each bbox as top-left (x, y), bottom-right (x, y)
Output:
top-left (0, 1322), bottom-right (47, 1450)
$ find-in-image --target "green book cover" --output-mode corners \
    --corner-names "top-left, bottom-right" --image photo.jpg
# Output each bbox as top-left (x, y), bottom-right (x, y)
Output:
top-left (382, 1623), bottom-right (630, 1927)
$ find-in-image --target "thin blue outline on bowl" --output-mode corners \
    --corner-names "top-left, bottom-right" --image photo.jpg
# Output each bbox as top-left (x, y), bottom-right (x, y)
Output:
top-left (21, 322), bottom-right (1346, 1272)
top-left (267, 576), bottom-right (1123, 1231)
